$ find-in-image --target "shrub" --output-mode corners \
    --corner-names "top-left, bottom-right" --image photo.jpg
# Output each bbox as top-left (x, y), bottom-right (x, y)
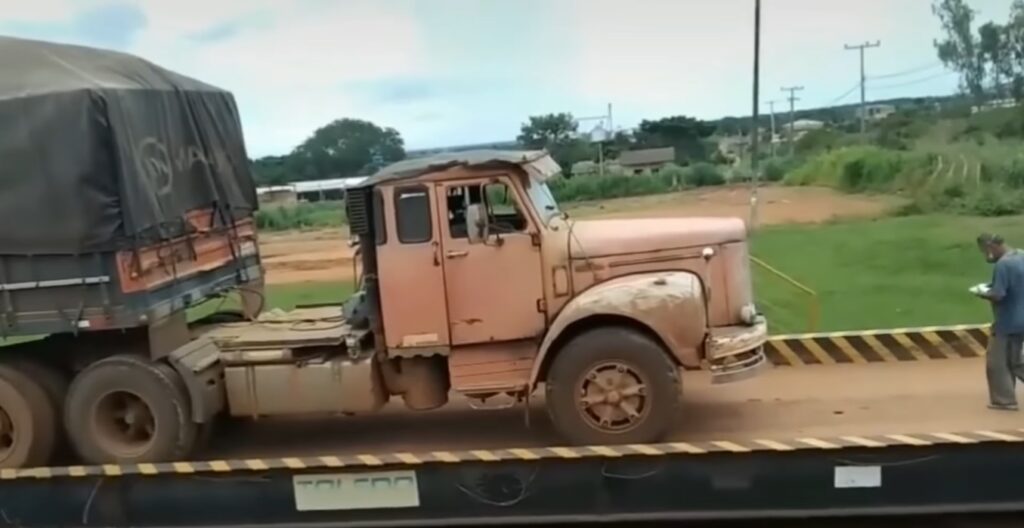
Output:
top-left (785, 146), bottom-right (905, 191)
top-left (683, 162), bottom-right (725, 187)
top-left (762, 159), bottom-right (787, 182)
top-left (960, 187), bottom-right (1024, 217)
top-left (255, 202), bottom-right (347, 231)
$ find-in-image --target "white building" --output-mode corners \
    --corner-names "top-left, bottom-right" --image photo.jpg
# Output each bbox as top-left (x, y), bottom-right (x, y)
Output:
top-left (256, 176), bottom-right (368, 203)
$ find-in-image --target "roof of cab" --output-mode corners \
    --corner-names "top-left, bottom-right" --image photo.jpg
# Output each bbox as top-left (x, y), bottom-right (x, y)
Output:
top-left (357, 149), bottom-right (557, 187)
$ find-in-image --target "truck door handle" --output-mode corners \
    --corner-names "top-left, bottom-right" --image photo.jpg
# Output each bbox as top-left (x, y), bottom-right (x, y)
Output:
top-left (446, 250), bottom-right (469, 259)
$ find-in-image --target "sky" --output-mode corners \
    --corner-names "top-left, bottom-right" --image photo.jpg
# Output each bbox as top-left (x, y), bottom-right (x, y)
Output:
top-left (0, 0), bottom-right (1014, 158)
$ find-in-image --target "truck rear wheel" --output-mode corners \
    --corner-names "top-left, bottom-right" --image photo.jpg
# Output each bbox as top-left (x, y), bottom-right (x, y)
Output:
top-left (0, 364), bottom-right (58, 468)
top-left (545, 327), bottom-right (680, 445)
top-left (2, 359), bottom-right (70, 462)
top-left (65, 355), bottom-right (197, 465)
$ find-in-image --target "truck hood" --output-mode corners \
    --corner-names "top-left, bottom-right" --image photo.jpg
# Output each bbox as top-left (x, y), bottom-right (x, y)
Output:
top-left (568, 217), bottom-right (747, 259)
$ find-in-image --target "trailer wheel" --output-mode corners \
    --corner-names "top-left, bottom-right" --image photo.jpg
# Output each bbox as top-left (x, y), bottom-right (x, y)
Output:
top-left (0, 364), bottom-right (58, 468)
top-left (65, 355), bottom-right (197, 465)
top-left (2, 359), bottom-right (70, 462)
top-left (545, 327), bottom-right (680, 445)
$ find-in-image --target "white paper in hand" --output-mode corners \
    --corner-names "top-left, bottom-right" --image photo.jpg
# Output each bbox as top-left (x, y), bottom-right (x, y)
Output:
top-left (970, 283), bottom-right (991, 296)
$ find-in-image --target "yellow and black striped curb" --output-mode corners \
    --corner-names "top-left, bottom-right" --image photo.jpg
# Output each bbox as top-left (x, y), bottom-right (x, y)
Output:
top-left (5, 428), bottom-right (1024, 481)
top-left (766, 324), bottom-right (990, 366)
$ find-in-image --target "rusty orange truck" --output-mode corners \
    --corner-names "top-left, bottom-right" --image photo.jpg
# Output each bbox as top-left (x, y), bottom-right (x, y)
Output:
top-left (1, 145), bottom-right (768, 469)
top-left (0, 37), bottom-right (768, 470)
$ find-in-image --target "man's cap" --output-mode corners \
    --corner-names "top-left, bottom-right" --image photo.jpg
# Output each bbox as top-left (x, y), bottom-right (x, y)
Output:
top-left (978, 233), bottom-right (1005, 245)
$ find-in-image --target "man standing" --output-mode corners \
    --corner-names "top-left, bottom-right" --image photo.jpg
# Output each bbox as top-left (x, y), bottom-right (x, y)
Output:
top-left (976, 233), bottom-right (1024, 410)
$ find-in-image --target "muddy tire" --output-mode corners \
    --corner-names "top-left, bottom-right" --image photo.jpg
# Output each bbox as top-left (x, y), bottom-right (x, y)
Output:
top-left (65, 355), bottom-right (197, 465)
top-left (0, 364), bottom-right (58, 468)
top-left (2, 359), bottom-right (70, 462)
top-left (545, 327), bottom-right (680, 445)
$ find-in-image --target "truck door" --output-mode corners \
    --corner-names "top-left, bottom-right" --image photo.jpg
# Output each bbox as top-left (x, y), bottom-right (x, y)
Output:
top-left (376, 184), bottom-right (451, 353)
top-left (437, 177), bottom-right (546, 345)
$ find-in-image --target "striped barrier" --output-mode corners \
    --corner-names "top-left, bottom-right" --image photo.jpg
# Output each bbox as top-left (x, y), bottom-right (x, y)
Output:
top-left (765, 324), bottom-right (990, 366)
top-left (3, 427), bottom-right (1023, 481)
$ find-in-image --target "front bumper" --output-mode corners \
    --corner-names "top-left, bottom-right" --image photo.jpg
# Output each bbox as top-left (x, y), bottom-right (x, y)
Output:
top-left (705, 316), bottom-right (769, 384)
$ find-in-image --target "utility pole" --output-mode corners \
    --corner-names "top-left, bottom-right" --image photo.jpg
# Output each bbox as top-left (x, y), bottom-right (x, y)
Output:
top-left (749, 0), bottom-right (761, 230)
top-left (780, 85), bottom-right (804, 155)
top-left (845, 40), bottom-right (881, 134)
top-left (765, 99), bottom-right (781, 157)
top-left (576, 103), bottom-right (614, 177)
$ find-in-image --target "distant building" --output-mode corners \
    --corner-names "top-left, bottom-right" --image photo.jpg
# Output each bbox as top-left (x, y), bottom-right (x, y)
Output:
top-left (257, 186), bottom-right (298, 207)
top-left (861, 104), bottom-right (896, 121)
top-left (617, 147), bottom-right (676, 174)
top-left (972, 98), bottom-right (1020, 114)
top-left (256, 176), bottom-right (367, 204)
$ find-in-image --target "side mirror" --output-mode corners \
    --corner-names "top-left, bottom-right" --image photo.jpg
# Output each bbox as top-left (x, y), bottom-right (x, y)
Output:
top-left (466, 204), bottom-right (488, 244)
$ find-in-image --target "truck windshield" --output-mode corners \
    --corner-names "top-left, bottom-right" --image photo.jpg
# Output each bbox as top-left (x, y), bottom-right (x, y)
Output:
top-left (525, 180), bottom-right (562, 225)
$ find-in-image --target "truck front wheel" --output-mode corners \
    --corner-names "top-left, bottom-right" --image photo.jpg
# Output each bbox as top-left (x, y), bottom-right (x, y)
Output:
top-left (0, 364), bottom-right (58, 468)
top-left (545, 327), bottom-right (680, 445)
top-left (65, 355), bottom-right (197, 465)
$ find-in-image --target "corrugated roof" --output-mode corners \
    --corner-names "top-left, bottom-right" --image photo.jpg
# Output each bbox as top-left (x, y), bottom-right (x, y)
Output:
top-left (618, 147), bottom-right (675, 166)
top-left (358, 149), bottom-right (558, 187)
top-left (256, 177), bottom-right (367, 195)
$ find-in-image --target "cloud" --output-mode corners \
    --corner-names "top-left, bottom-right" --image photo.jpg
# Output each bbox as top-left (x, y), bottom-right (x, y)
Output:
top-left (1, 0), bottom-right (1013, 157)
top-left (1, 2), bottom-right (146, 49)
top-left (187, 16), bottom-right (270, 44)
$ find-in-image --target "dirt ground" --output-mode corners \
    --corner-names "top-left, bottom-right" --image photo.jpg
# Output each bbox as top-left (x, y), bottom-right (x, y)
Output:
top-left (259, 185), bottom-right (901, 285)
top-left (204, 357), bottom-right (1010, 459)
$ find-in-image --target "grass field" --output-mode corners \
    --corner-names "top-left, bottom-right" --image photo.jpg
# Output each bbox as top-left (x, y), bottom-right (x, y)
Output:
top-left (751, 214), bottom-right (1016, 333)
top-left (247, 213), bottom-right (1013, 334)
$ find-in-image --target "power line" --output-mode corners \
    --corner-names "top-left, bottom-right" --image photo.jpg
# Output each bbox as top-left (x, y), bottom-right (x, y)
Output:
top-left (781, 85), bottom-right (804, 155)
top-left (869, 71), bottom-right (956, 90)
top-left (845, 40), bottom-right (882, 134)
top-left (826, 82), bottom-right (862, 106)
top-left (869, 61), bottom-right (944, 80)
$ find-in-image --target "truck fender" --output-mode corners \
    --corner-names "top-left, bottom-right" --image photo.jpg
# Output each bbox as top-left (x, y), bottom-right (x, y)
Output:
top-left (528, 271), bottom-right (707, 390)
top-left (166, 337), bottom-right (226, 423)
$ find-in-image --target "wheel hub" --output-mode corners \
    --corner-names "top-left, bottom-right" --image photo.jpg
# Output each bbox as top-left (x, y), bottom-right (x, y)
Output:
top-left (92, 390), bottom-right (157, 457)
top-left (576, 361), bottom-right (649, 433)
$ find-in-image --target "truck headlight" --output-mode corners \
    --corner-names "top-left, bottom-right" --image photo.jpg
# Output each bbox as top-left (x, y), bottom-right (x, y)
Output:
top-left (740, 303), bottom-right (758, 325)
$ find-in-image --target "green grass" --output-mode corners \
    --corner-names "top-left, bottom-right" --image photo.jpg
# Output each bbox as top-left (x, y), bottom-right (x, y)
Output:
top-left (256, 201), bottom-right (347, 231)
top-left (189, 281), bottom-right (357, 319)
top-left (751, 214), bottom-right (1018, 333)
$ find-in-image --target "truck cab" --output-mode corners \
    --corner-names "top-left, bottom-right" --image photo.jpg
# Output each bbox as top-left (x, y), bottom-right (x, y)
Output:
top-left (346, 149), bottom-right (768, 444)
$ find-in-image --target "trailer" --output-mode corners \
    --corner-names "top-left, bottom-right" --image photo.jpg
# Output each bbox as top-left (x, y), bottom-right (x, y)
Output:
top-left (0, 324), bottom-right (1021, 527)
top-left (0, 36), bottom-right (262, 469)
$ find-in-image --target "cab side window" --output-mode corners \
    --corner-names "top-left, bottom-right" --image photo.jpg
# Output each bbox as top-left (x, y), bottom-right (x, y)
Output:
top-left (483, 182), bottom-right (527, 233)
top-left (395, 185), bottom-right (432, 244)
top-left (446, 181), bottom-right (527, 238)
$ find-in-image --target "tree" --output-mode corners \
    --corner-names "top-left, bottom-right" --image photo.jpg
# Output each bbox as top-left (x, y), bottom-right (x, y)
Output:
top-left (979, 22), bottom-right (1011, 96)
top-left (933, 0), bottom-right (986, 102)
top-left (517, 113), bottom-right (594, 172)
top-left (517, 113), bottom-right (578, 148)
top-left (634, 115), bottom-right (715, 164)
top-left (1005, 0), bottom-right (1024, 101)
top-left (251, 155), bottom-right (291, 185)
top-left (289, 118), bottom-right (405, 180)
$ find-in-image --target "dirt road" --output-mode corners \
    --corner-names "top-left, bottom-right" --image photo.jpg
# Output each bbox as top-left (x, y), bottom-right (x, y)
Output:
top-left (203, 357), bottom-right (1006, 460)
top-left (259, 185), bottom-right (900, 285)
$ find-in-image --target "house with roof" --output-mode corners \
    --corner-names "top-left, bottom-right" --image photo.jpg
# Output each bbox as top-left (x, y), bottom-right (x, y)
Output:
top-left (617, 147), bottom-right (676, 174)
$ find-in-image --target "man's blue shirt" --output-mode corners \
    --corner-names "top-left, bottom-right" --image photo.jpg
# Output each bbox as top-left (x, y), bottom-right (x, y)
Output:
top-left (990, 250), bottom-right (1024, 336)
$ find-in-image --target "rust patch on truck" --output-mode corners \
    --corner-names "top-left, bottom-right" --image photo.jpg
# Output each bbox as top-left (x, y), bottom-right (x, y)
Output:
top-left (530, 271), bottom-right (708, 388)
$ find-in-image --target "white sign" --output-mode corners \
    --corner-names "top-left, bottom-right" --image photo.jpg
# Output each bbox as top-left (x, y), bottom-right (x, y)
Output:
top-left (834, 466), bottom-right (882, 489)
top-left (293, 470), bottom-right (420, 511)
